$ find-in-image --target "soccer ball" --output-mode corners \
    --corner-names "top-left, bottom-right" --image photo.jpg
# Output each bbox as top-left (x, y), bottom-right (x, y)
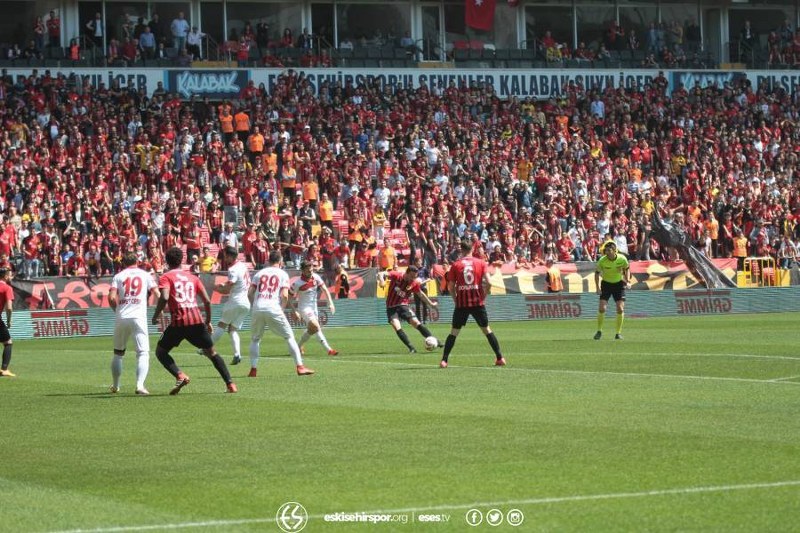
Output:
top-left (424, 336), bottom-right (439, 351)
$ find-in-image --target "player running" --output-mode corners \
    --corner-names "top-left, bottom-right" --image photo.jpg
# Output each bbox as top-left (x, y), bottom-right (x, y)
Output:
top-left (151, 247), bottom-right (237, 394)
top-left (248, 251), bottom-right (314, 376)
top-left (290, 260), bottom-right (338, 356)
top-left (440, 239), bottom-right (505, 368)
top-left (378, 265), bottom-right (440, 354)
top-left (108, 253), bottom-right (160, 394)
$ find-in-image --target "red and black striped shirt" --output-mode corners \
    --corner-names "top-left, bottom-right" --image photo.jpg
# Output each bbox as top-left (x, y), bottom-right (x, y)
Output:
top-left (385, 270), bottom-right (421, 308)
top-left (447, 256), bottom-right (487, 308)
top-left (0, 280), bottom-right (13, 315)
top-left (158, 269), bottom-right (205, 326)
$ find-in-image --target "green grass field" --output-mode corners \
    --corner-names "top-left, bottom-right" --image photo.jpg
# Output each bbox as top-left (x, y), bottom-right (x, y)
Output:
top-left (2, 313), bottom-right (800, 532)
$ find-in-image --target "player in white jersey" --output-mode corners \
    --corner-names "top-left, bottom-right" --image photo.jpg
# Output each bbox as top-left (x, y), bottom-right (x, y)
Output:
top-left (108, 252), bottom-right (160, 395)
top-left (290, 260), bottom-right (338, 356)
top-left (248, 251), bottom-right (314, 376)
top-left (207, 246), bottom-right (251, 365)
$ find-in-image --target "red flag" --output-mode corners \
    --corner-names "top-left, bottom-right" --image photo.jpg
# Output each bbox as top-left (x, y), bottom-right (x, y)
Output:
top-left (465, 0), bottom-right (497, 31)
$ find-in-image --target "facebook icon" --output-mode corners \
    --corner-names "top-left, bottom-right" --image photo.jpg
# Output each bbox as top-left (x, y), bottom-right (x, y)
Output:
top-left (466, 509), bottom-right (483, 526)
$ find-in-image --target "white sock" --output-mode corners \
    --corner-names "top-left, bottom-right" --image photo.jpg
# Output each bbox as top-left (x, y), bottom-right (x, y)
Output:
top-left (230, 330), bottom-right (241, 357)
top-left (288, 338), bottom-right (303, 365)
top-left (211, 326), bottom-right (225, 343)
top-left (249, 340), bottom-right (260, 369)
top-left (299, 331), bottom-right (311, 347)
top-left (316, 330), bottom-right (332, 351)
top-left (136, 352), bottom-right (149, 390)
top-left (111, 355), bottom-right (123, 388)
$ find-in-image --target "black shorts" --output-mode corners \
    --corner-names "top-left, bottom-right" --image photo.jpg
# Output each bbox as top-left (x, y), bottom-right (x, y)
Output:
top-left (0, 320), bottom-right (10, 343)
top-left (158, 324), bottom-right (213, 351)
top-left (387, 305), bottom-right (416, 323)
top-left (452, 306), bottom-right (489, 329)
top-left (600, 280), bottom-right (626, 302)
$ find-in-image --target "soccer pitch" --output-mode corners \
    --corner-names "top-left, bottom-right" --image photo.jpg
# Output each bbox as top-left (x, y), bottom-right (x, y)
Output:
top-left (3, 314), bottom-right (800, 532)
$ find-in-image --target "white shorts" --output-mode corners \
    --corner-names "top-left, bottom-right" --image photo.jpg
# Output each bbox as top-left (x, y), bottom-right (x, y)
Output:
top-left (113, 317), bottom-right (150, 354)
top-left (251, 309), bottom-right (294, 341)
top-left (220, 302), bottom-right (250, 330)
top-left (298, 306), bottom-right (319, 325)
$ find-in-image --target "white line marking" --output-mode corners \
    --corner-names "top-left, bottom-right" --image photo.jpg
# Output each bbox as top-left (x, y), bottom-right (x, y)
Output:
top-left (45, 480), bottom-right (800, 533)
top-left (340, 351), bottom-right (800, 362)
top-left (50, 349), bottom-right (800, 363)
top-left (45, 518), bottom-right (274, 533)
top-left (769, 375), bottom-right (800, 382)
top-left (325, 359), bottom-right (800, 385)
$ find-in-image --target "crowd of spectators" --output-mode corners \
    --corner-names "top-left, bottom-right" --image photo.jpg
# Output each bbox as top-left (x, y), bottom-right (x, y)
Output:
top-left (0, 66), bottom-right (798, 283)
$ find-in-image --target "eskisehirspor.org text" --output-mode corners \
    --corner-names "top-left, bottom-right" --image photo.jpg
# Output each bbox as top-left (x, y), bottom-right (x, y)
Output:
top-left (324, 512), bottom-right (410, 524)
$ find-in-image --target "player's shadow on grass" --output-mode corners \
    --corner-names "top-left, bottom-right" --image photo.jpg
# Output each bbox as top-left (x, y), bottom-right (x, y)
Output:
top-left (44, 391), bottom-right (220, 398)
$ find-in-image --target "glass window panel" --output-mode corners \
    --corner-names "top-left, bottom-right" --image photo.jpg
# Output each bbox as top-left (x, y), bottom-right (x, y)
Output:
top-left (311, 3), bottom-right (334, 49)
top-left (226, 2), bottom-right (301, 45)
top-left (200, 2), bottom-right (224, 47)
top-left (728, 7), bottom-right (794, 39)
top-left (443, 2), bottom-right (465, 40)
top-left (525, 6), bottom-right (573, 50)
top-left (619, 6), bottom-right (655, 49)
top-left (0, 2), bottom-right (36, 47)
top-left (576, 5), bottom-right (614, 51)
top-left (728, 8), bottom-right (793, 63)
top-left (442, 1), bottom-right (515, 49)
top-left (660, 6), bottom-right (701, 55)
top-left (421, 5), bottom-right (442, 61)
top-left (336, 3), bottom-right (410, 47)
top-left (492, 3), bottom-right (517, 49)
top-left (0, 0), bottom-right (62, 48)
top-left (105, 3), bottom-right (148, 43)
top-left (150, 4), bottom-right (192, 35)
top-left (78, 1), bottom-right (103, 51)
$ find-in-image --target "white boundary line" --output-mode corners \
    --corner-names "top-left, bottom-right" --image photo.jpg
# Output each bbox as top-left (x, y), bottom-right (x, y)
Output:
top-left (324, 358), bottom-right (800, 385)
top-left (339, 351), bottom-right (800, 362)
top-left (51, 349), bottom-right (800, 362)
top-left (45, 480), bottom-right (800, 533)
top-left (768, 375), bottom-right (800, 382)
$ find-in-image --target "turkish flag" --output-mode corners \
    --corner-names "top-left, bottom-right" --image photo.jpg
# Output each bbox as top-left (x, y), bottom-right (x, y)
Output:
top-left (465, 0), bottom-right (496, 31)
